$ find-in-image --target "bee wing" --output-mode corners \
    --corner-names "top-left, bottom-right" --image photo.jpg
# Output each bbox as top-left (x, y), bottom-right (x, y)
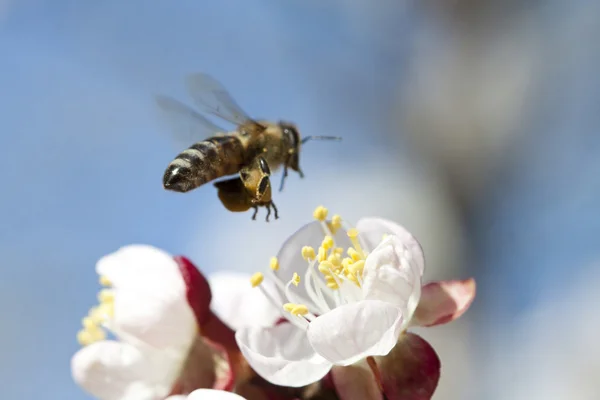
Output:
top-left (155, 95), bottom-right (227, 144)
top-left (185, 73), bottom-right (251, 126)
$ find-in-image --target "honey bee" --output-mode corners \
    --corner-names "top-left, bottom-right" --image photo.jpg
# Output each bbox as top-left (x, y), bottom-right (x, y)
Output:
top-left (156, 72), bottom-right (340, 221)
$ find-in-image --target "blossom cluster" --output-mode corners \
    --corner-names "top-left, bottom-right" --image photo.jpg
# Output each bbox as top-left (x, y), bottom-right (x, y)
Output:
top-left (71, 206), bottom-right (476, 400)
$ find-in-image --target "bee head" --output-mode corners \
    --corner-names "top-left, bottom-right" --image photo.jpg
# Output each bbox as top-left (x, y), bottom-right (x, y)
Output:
top-left (280, 122), bottom-right (302, 172)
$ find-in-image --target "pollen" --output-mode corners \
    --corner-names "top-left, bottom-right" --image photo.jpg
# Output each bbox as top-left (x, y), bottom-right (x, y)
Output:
top-left (348, 260), bottom-right (365, 277)
top-left (97, 289), bottom-right (115, 304)
top-left (331, 215), bottom-right (342, 233)
top-left (283, 303), bottom-right (309, 316)
top-left (292, 272), bottom-right (301, 286)
top-left (302, 246), bottom-right (316, 261)
top-left (317, 247), bottom-right (327, 262)
top-left (250, 272), bottom-right (264, 288)
top-left (99, 275), bottom-right (112, 286)
top-left (313, 205), bottom-right (328, 222)
top-left (270, 257), bottom-right (280, 271)
top-left (322, 235), bottom-right (334, 250)
top-left (318, 261), bottom-right (334, 275)
top-left (77, 330), bottom-right (95, 346)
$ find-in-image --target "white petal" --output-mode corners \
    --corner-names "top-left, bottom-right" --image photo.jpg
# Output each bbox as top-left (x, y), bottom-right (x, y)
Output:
top-left (235, 322), bottom-right (332, 387)
top-left (96, 245), bottom-right (179, 287)
top-left (356, 218), bottom-right (425, 276)
top-left (113, 278), bottom-right (197, 350)
top-left (71, 340), bottom-right (176, 400)
top-left (188, 389), bottom-right (247, 400)
top-left (275, 221), bottom-right (352, 311)
top-left (208, 271), bottom-right (280, 330)
top-left (306, 300), bottom-right (403, 366)
top-left (165, 396), bottom-right (187, 400)
top-left (361, 236), bottom-right (422, 324)
top-left (97, 246), bottom-right (197, 350)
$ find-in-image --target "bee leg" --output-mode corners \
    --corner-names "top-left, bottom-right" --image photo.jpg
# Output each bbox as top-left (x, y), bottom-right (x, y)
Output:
top-left (271, 201), bottom-right (279, 220)
top-left (297, 168), bottom-right (305, 179)
top-left (279, 165), bottom-right (288, 192)
top-left (251, 206), bottom-right (258, 220)
top-left (265, 205), bottom-right (272, 222)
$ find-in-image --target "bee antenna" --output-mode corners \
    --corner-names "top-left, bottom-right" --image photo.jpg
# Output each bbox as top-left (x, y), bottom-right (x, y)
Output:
top-left (301, 136), bottom-right (342, 144)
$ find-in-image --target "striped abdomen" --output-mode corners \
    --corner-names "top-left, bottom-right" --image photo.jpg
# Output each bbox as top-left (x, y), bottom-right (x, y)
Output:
top-left (163, 135), bottom-right (245, 193)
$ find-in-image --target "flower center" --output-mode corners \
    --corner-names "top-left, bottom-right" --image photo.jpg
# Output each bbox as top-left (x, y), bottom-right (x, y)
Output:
top-left (76, 275), bottom-right (115, 346)
top-left (250, 205), bottom-right (369, 330)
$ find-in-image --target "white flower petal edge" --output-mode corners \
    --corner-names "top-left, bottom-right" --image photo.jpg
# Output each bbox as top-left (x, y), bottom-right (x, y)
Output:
top-left (235, 322), bottom-right (332, 387)
top-left (98, 245), bottom-right (197, 350)
top-left (208, 271), bottom-right (280, 331)
top-left (96, 244), bottom-right (179, 287)
top-left (187, 389), bottom-right (247, 400)
top-left (362, 235), bottom-right (422, 327)
top-left (356, 218), bottom-right (425, 276)
top-left (71, 340), bottom-right (175, 400)
top-left (306, 300), bottom-right (404, 365)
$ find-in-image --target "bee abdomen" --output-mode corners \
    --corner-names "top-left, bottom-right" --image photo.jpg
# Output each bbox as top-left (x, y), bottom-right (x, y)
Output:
top-left (163, 136), bottom-right (244, 193)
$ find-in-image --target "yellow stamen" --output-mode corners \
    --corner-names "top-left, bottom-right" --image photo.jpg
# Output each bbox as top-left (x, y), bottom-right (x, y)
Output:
top-left (98, 289), bottom-right (115, 304)
top-left (348, 247), bottom-right (362, 261)
top-left (250, 272), bottom-right (264, 288)
top-left (82, 317), bottom-right (96, 330)
top-left (283, 303), bottom-right (310, 316)
top-left (283, 303), bottom-right (295, 313)
top-left (291, 304), bottom-right (309, 316)
top-left (97, 302), bottom-right (114, 318)
top-left (302, 246), bottom-right (316, 261)
top-left (318, 261), bottom-right (334, 275)
top-left (349, 260), bottom-right (365, 278)
top-left (322, 236), bottom-right (334, 250)
top-left (347, 228), bottom-right (365, 257)
top-left (327, 282), bottom-right (340, 289)
top-left (313, 205), bottom-right (328, 222)
top-left (270, 257), bottom-right (280, 271)
top-left (99, 275), bottom-right (112, 287)
top-left (331, 215), bottom-right (342, 233)
top-left (77, 329), bottom-right (95, 346)
top-left (328, 252), bottom-right (342, 267)
top-left (317, 247), bottom-right (327, 262)
top-left (292, 273), bottom-right (300, 286)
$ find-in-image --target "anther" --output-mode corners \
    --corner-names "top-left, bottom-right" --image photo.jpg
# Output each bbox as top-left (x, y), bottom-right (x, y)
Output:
top-left (77, 330), bottom-right (94, 346)
top-left (348, 248), bottom-right (362, 261)
top-left (292, 273), bottom-right (300, 286)
top-left (313, 205), bottom-right (328, 222)
top-left (317, 247), bottom-right (327, 262)
top-left (347, 228), bottom-right (359, 238)
top-left (250, 272), bottom-right (264, 288)
top-left (318, 261), bottom-right (335, 275)
top-left (291, 304), bottom-right (309, 316)
top-left (283, 303), bottom-right (295, 313)
top-left (99, 275), bottom-right (112, 287)
top-left (302, 246), bottom-right (316, 261)
top-left (322, 236), bottom-right (334, 250)
top-left (270, 257), bottom-right (280, 271)
top-left (98, 289), bottom-right (115, 304)
top-left (82, 317), bottom-right (96, 330)
top-left (331, 215), bottom-right (342, 233)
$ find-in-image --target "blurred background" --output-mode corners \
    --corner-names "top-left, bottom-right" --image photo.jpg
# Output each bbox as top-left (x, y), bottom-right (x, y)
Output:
top-left (1, 0), bottom-right (599, 399)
